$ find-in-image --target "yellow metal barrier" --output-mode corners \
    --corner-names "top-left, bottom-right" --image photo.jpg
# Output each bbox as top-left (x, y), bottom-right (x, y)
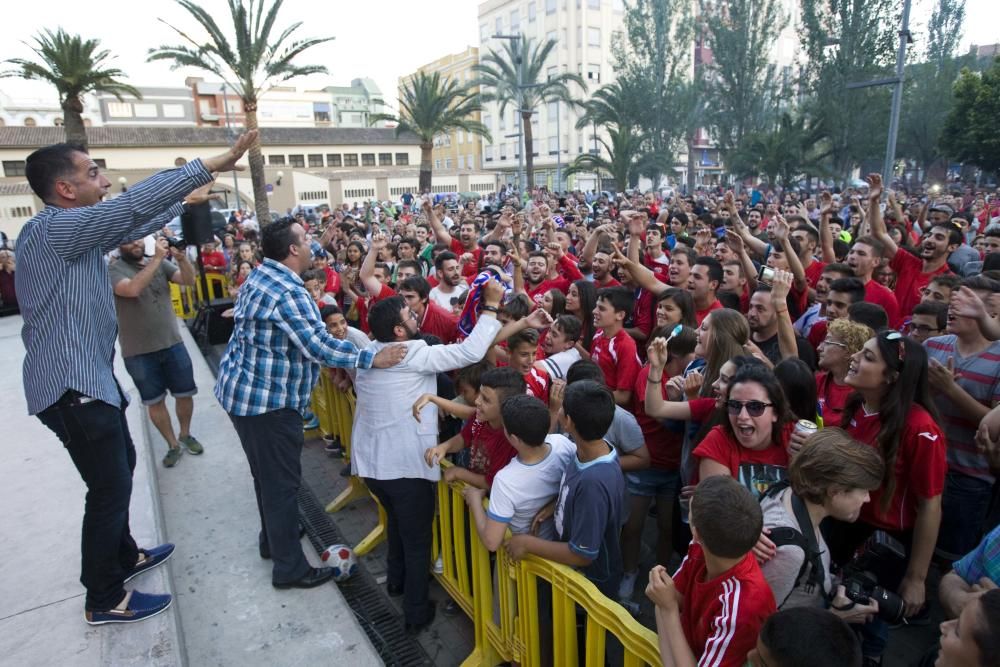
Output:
top-left (169, 282), bottom-right (197, 319)
top-left (169, 272), bottom-right (229, 320)
top-left (432, 462), bottom-right (662, 667)
top-left (197, 272), bottom-right (229, 301)
top-left (313, 372), bottom-right (387, 556)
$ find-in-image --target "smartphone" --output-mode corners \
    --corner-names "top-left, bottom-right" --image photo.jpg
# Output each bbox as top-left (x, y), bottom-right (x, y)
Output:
top-left (758, 265), bottom-right (775, 285)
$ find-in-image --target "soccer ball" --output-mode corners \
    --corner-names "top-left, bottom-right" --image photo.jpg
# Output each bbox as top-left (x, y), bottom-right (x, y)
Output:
top-left (320, 544), bottom-right (358, 582)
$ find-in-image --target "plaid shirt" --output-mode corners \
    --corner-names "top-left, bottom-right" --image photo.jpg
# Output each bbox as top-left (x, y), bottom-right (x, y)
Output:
top-left (953, 524), bottom-right (1000, 586)
top-left (214, 258), bottom-right (374, 416)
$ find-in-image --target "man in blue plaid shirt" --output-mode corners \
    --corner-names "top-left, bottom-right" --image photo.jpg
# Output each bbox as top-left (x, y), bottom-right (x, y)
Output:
top-left (215, 217), bottom-right (404, 589)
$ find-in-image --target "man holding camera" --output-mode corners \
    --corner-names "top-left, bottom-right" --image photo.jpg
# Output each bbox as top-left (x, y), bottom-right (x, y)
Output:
top-left (110, 236), bottom-right (204, 468)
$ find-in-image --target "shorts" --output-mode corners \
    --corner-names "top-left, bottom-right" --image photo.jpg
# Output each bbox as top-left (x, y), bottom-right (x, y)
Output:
top-left (123, 342), bottom-right (197, 405)
top-left (626, 467), bottom-right (680, 498)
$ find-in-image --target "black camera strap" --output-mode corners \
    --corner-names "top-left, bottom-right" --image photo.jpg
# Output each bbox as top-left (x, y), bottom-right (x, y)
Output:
top-left (764, 483), bottom-right (827, 598)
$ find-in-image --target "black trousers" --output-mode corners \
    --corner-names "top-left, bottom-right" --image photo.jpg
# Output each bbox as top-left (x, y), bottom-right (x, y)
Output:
top-left (229, 409), bottom-right (311, 583)
top-left (37, 393), bottom-right (139, 611)
top-left (364, 477), bottom-right (436, 625)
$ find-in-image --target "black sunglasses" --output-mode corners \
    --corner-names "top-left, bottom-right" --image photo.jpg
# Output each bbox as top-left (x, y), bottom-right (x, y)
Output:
top-left (726, 400), bottom-right (774, 417)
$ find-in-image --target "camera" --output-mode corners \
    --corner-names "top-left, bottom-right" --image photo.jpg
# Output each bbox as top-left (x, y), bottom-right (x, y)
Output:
top-left (166, 236), bottom-right (188, 250)
top-left (839, 531), bottom-right (907, 624)
top-left (758, 265), bottom-right (775, 285)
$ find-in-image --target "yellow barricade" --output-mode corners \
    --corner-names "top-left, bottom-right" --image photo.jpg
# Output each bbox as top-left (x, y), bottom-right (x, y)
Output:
top-left (169, 282), bottom-right (197, 319)
top-left (432, 461), bottom-right (662, 667)
top-left (197, 272), bottom-right (229, 302)
top-left (313, 372), bottom-right (387, 556)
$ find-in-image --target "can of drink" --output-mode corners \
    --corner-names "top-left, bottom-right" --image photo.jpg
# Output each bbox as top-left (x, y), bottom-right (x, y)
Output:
top-left (795, 419), bottom-right (819, 439)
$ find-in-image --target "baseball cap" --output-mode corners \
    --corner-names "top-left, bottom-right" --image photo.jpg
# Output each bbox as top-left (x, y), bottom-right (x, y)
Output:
top-left (929, 203), bottom-right (955, 217)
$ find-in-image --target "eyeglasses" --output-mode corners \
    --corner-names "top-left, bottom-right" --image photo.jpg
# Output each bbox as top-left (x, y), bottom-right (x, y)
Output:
top-left (819, 338), bottom-right (847, 349)
top-left (907, 323), bottom-right (940, 335)
top-left (726, 400), bottom-right (774, 417)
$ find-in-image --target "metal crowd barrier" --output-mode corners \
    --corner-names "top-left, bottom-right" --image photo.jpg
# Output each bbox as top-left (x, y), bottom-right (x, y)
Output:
top-left (169, 272), bottom-right (230, 319)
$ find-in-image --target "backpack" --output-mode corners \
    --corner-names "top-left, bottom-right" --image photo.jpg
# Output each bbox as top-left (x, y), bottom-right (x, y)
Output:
top-left (761, 481), bottom-right (827, 605)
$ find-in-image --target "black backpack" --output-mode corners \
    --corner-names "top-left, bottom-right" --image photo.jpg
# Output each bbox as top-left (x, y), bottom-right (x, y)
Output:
top-left (762, 481), bottom-right (827, 605)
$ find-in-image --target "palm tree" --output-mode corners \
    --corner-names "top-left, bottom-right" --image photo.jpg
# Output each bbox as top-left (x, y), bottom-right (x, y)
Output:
top-left (564, 126), bottom-right (670, 192)
top-left (371, 72), bottom-right (490, 194)
top-left (148, 0), bottom-right (334, 225)
top-left (1, 29), bottom-right (140, 149)
top-left (728, 112), bottom-right (830, 186)
top-left (475, 37), bottom-right (586, 189)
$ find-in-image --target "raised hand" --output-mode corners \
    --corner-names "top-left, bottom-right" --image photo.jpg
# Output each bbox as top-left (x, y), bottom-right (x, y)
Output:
top-left (647, 337), bottom-right (669, 370)
top-left (770, 268), bottom-right (793, 303)
top-left (525, 308), bottom-right (554, 330)
top-left (866, 173), bottom-right (883, 201)
top-left (203, 130), bottom-right (258, 173)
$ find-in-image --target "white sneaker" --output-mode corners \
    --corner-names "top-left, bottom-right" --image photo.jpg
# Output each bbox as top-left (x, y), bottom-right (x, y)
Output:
top-left (618, 570), bottom-right (638, 600)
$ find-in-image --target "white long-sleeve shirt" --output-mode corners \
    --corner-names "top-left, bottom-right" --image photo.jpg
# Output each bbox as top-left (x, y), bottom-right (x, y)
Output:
top-left (351, 316), bottom-right (502, 481)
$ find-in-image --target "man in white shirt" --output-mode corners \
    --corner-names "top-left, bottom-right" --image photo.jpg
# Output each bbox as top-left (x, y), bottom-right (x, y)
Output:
top-left (427, 251), bottom-right (469, 309)
top-left (352, 279), bottom-right (503, 634)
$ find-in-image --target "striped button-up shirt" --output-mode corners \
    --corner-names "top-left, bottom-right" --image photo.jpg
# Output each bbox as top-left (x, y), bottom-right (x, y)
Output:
top-left (214, 258), bottom-right (374, 417)
top-left (16, 160), bottom-right (213, 415)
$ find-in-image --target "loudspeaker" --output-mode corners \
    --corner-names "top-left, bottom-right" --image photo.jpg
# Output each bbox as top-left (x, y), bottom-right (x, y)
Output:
top-left (181, 202), bottom-right (215, 246)
top-left (192, 300), bottom-right (235, 346)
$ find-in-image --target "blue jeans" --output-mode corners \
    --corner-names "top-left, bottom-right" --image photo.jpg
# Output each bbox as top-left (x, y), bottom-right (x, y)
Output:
top-left (123, 342), bottom-right (197, 406)
top-left (938, 471), bottom-right (993, 561)
top-left (37, 391), bottom-right (139, 611)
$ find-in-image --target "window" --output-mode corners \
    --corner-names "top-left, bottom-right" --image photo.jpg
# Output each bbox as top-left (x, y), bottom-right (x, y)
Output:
top-left (308, 154), bottom-right (324, 167)
top-left (457, 132), bottom-right (464, 145)
top-left (480, 23), bottom-right (489, 42)
top-left (107, 103), bottom-right (132, 118)
top-left (344, 154), bottom-right (359, 167)
top-left (435, 159), bottom-right (442, 169)
top-left (301, 190), bottom-right (326, 201)
top-left (588, 28), bottom-right (601, 47)
top-left (510, 9), bottom-right (519, 32)
top-left (546, 0), bottom-right (556, 14)
top-left (162, 104), bottom-right (185, 118)
top-left (587, 63), bottom-right (601, 83)
top-left (588, 0), bottom-right (600, 8)
top-left (395, 153), bottom-right (409, 165)
top-left (528, 2), bottom-right (536, 21)
top-left (445, 158), bottom-right (452, 169)
top-left (457, 156), bottom-right (465, 169)
top-left (500, 143), bottom-right (508, 160)
top-left (289, 154), bottom-right (305, 168)
top-left (532, 139), bottom-right (540, 156)
top-left (269, 155), bottom-right (286, 166)
top-left (495, 17), bottom-right (503, 34)
top-left (53, 117), bottom-right (64, 127)
top-left (485, 145), bottom-right (494, 162)
top-left (548, 136), bottom-right (558, 154)
top-left (313, 102), bottom-right (331, 123)
top-left (327, 153), bottom-right (342, 167)
top-left (472, 182), bottom-right (493, 192)
top-left (547, 65), bottom-right (558, 81)
top-left (546, 30), bottom-right (557, 45)
top-left (2, 160), bottom-right (26, 177)
top-left (483, 113), bottom-right (492, 128)
top-left (361, 153), bottom-right (376, 166)
top-left (133, 103), bottom-right (157, 117)
top-left (548, 101), bottom-right (558, 123)
top-left (499, 111), bottom-right (506, 131)
top-left (344, 188), bottom-right (375, 199)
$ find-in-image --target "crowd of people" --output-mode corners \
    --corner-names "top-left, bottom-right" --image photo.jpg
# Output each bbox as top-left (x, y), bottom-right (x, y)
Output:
top-left (13, 131), bottom-right (1000, 666)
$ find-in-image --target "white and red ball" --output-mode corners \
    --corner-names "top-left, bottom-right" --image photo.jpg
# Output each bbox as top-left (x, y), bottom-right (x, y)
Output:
top-left (320, 544), bottom-right (358, 582)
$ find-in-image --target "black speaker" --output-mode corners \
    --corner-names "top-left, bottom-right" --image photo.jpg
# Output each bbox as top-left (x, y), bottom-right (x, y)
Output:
top-left (181, 202), bottom-right (215, 245)
top-left (192, 300), bottom-right (235, 345)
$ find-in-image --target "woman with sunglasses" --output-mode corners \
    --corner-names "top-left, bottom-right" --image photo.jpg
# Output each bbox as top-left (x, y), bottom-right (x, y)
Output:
top-left (836, 330), bottom-right (946, 662)
top-left (813, 319), bottom-right (873, 427)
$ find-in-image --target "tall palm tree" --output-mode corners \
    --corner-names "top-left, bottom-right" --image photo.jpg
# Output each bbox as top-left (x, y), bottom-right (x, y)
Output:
top-left (371, 71), bottom-right (490, 194)
top-left (1, 29), bottom-right (140, 149)
top-left (475, 37), bottom-right (585, 189)
top-left (148, 0), bottom-right (334, 225)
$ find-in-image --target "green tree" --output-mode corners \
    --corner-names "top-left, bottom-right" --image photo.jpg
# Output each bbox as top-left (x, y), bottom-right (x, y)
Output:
top-left (564, 126), bottom-right (669, 192)
top-left (940, 57), bottom-right (1000, 177)
top-left (897, 0), bottom-right (968, 182)
top-left (148, 0), bottom-right (334, 225)
top-left (474, 37), bottom-right (585, 189)
top-left (728, 112), bottom-right (830, 186)
top-left (799, 0), bottom-right (899, 181)
top-left (371, 72), bottom-right (490, 194)
top-left (612, 0), bottom-right (696, 185)
top-left (1, 29), bottom-right (140, 149)
top-left (698, 0), bottom-right (788, 156)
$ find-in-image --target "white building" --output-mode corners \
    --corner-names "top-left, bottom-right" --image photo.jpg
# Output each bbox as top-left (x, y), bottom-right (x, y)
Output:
top-left (0, 90), bottom-right (103, 129)
top-left (477, 0), bottom-right (627, 192)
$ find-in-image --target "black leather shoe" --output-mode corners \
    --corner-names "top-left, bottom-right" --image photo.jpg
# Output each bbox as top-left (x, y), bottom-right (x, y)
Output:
top-left (404, 604), bottom-right (436, 635)
top-left (259, 526), bottom-right (308, 560)
top-left (273, 567), bottom-right (335, 589)
top-left (387, 582), bottom-right (404, 597)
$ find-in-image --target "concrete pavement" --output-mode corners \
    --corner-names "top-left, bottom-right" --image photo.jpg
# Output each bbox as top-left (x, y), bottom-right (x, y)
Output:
top-left (0, 314), bottom-right (381, 666)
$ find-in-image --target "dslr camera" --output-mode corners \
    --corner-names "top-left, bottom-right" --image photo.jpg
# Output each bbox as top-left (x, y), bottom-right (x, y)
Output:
top-left (839, 531), bottom-right (907, 624)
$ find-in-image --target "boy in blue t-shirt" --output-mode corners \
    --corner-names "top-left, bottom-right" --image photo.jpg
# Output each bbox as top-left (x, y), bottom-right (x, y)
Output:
top-left (505, 380), bottom-right (626, 599)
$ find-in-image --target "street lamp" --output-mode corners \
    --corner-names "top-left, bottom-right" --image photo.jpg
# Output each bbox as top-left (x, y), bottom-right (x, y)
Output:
top-left (118, 176), bottom-right (127, 193)
top-left (276, 170), bottom-right (284, 186)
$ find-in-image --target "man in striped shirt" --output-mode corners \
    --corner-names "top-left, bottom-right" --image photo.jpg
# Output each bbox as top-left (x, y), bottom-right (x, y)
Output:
top-left (17, 131), bottom-right (257, 625)
top-left (215, 217), bottom-right (405, 590)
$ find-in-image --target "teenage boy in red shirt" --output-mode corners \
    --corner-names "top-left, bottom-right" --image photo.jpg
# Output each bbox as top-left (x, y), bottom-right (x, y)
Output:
top-left (646, 475), bottom-right (776, 667)
top-left (590, 286), bottom-right (642, 407)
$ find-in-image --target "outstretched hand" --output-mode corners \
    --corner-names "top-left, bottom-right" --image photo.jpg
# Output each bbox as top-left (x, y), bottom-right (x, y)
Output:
top-left (203, 130), bottom-right (258, 173)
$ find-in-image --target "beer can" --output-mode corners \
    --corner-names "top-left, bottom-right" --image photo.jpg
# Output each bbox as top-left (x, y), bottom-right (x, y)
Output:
top-left (794, 419), bottom-right (818, 439)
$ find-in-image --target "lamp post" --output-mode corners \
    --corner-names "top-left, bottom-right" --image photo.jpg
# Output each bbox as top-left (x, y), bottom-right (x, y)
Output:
top-left (118, 176), bottom-right (127, 193)
top-left (276, 170), bottom-right (284, 186)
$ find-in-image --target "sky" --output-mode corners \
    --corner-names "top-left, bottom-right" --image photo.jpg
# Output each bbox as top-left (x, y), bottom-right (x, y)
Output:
top-left (0, 0), bottom-right (997, 112)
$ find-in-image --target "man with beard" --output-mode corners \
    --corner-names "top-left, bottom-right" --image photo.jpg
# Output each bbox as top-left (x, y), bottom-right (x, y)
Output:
top-left (747, 285), bottom-right (817, 369)
top-left (110, 237), bottom-right (203, 468)
top-left (864, 174), bottom-right (957, 319)
top-left (423, 197), bottom-right (482, 279)
top-left (428, 251), bottom-right (469, 310)
top-left (512, 243), bottom-right (583, 307)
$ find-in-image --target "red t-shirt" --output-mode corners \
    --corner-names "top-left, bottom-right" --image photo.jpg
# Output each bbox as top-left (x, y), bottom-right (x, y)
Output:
top-left (591, 328), bottom-right (642, 392)
top-left (807, 319), bottom-right (828, 352)
top-left (322, 266), bottom-right (341, 296)
top-left (864, 279), bottom-right (902, 329)
top-left (524, 367), bottom-right (550, 404)
top-left (202, 250), bottom-right (227, 273)
top-left (460, 418), bottom-right (517, 487)
top-left (673, 542), bottom-right (777, 667)
top-left (525, 255), bottom-right (584, 307)
top-left (804, 259), bottom-right (827, 290)
top-left (631, 288), bottom-right (656, 339)
top-left (450, 238), bottom-right (483, 278)
top-left (845, 404), bottom-right (947, 531)
top-left (889, 250), bottom-right (950, 320)
top-left (419, 300), bottom-right (460, 344)
top-left (594, 275), bottom-right (622, 289)
top-left (632, 365), bottom-right (682, 470)
top-left (695, 299), bottom-right (723, 325)
top-left (692, 424), bottom-right (791, 497)
top-left (815, 371), bottom-right (854, 427)
top-left (356, 283), bottom-right (395, 334)
top-left (689, 397), bottom-right (719, 423)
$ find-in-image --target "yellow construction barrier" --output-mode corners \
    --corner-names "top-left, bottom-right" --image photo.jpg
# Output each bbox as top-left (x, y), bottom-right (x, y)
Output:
top-left (169, 272), bottom-right (230, 320)
top-left (169, 282), bottom-right (197, 319)
top-left (433, 461), bottom-right (662, 667)
top-left (197, 272), bottom-right (229, 302)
